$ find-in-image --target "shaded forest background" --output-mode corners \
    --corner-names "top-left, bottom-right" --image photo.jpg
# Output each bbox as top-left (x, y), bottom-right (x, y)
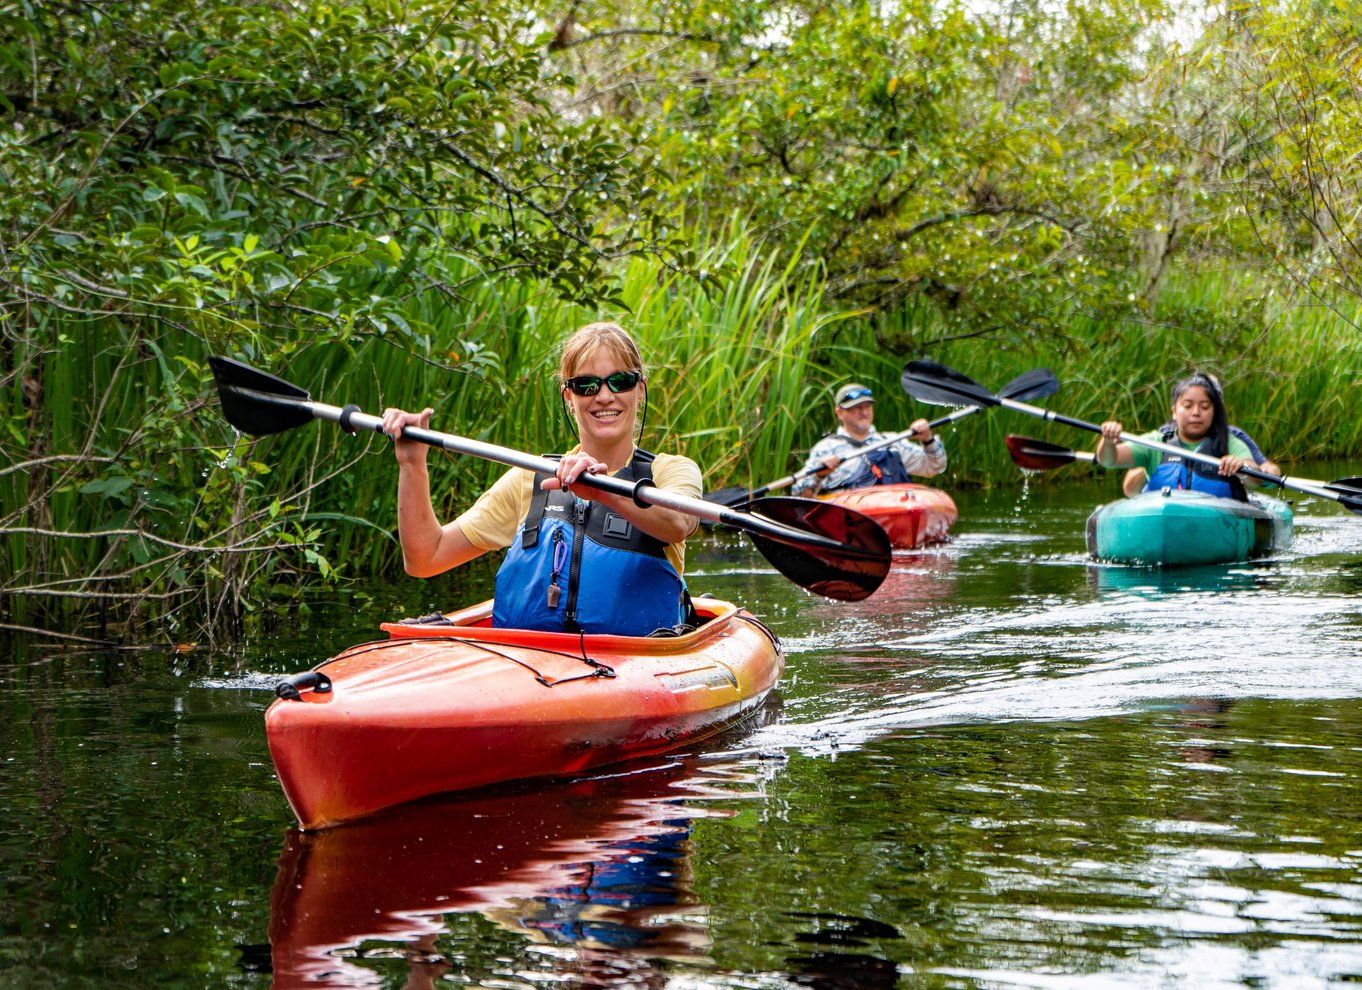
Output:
top-left (3, 0), bottom-right (1361, 641)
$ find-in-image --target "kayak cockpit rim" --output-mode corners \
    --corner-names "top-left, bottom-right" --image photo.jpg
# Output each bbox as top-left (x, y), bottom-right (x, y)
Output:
top-left (378, 597), bottom-right (770, 654)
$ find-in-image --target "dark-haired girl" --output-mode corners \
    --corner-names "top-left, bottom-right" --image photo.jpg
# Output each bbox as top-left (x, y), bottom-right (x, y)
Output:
top-left (1094, 372), bottom-right (1268, 501)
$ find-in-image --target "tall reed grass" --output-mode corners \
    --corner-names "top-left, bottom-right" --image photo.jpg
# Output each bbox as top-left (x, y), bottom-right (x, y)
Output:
top-left (6, 227), bottom-right (1362, 642)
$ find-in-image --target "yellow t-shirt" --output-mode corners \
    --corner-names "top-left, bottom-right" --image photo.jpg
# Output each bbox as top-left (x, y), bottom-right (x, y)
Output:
top-left (455, 447), bottom-right (703, 574)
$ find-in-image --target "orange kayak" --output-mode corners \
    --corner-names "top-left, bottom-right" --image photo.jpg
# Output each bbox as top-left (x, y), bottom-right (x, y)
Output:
top-left (265, 597), bottom-right (783, 830)
top-left (819, 483), bottom-right (957, 548)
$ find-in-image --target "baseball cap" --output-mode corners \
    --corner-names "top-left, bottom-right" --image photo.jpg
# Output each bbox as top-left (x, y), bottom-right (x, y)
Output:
top-left (835, 383), bottom-right (874, 409)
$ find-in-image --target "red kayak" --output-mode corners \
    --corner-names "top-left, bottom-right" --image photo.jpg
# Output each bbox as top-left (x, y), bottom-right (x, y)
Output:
top-left (265, 597), bottom-right (783, 830)
top-left (819, 483), bottom-right (957, 548)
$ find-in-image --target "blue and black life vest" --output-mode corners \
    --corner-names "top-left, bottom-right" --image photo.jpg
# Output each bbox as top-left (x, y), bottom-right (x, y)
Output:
top-left (493, 449), bottom-right (689, 636)
top-left (827, 435), bottom-right (913, 492)
top-left (1143, 428), bottom-right (1247, 501)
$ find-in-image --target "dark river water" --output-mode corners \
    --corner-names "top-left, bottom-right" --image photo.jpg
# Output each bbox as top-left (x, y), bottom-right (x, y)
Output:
top-left (4, 476), bottom-right (1362, 989)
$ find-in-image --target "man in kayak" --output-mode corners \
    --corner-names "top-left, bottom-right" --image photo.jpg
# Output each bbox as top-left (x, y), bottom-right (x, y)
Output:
top-left (380, 322), bottom-right (703, 637)
top-left (1096, 371), bottom-right (1277, 499)
top-left (790, 382), bottom-right (946, 496)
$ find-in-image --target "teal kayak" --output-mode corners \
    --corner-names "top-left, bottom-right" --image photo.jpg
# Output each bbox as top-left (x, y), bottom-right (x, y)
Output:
top-left (1086, 489), bottom-right (1294, 567)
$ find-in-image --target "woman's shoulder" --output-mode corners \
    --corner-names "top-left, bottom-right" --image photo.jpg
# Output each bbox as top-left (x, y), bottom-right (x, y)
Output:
top-left (649, 450), bottom-right (703, 493)
top-left (650, 448), bottom-right (695, 462)
top-left (650, 449), bottom-right (701, 474)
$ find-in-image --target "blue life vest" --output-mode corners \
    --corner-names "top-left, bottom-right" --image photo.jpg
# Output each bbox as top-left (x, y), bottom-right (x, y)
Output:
top-left (829, 437), bottom-right (913, 491)
top-left (493, 449), bottom-right (688, 636)
top-left (1143, 429), bottom-right (1246, 501)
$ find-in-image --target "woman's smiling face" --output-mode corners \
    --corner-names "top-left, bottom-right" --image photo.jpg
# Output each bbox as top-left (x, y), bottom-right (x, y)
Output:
top-left (563, 348), bottom-right (642, 448)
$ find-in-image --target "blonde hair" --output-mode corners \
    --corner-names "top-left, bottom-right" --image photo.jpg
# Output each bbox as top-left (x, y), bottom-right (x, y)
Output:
top-left (558, 322), bottom-right (646, 384)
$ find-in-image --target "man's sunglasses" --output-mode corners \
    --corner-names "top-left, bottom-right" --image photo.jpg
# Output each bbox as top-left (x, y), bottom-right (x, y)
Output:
top-left (564, 371), bottom-right (642, 397)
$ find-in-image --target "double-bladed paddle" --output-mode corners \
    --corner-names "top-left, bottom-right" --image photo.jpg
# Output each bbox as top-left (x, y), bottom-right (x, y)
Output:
top-left (208, 356), bottom-right (892, 601)
top-left (705, 367), bottom-right (1060, 508)
top-left (902, 359), bottom-right (1362, 515)
top-left (1003, 433), bottom-right (1362, 497)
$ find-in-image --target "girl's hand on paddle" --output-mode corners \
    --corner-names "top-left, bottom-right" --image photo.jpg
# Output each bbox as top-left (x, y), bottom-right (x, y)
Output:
top-left (1095, 420), bottom-right (1127, 469)
top-left (1218, 454), bottom-right (1249, 476)
top-left (381, 407), bottom-right (433, 465)
top-left (544, 451), bottom-right (609, 497)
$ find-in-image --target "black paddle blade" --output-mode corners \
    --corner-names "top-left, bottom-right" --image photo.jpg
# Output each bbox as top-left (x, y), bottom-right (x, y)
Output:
top-left (999, 367), bottom-right (1060, 402)
top-left (704, 486), bottom-right (753, 509)
top-left (744, 497), bottom-right (891, 601)
top-left (900, 360), bottom-right (998, 408)
top-left (209, 356), bottom-right (314, 437)
top-left (1005, 434), bottom-right (1080, 471)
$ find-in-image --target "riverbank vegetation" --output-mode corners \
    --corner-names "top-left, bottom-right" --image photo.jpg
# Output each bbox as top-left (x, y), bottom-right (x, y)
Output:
top-left (3, 0), bottom-right (1361, 641)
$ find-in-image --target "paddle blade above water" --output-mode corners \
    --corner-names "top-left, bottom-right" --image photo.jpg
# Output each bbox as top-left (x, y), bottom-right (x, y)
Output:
top-left (900, 360), bottom-right (998, 408)
top-left (1005, 434), bottom-right (1087, 471)
top-left (999, 367), bottom-right (1061, 402)
top-left (209, 356), bottom-right (315, 436)
top-left (744, 497), bottom-right (892, 601)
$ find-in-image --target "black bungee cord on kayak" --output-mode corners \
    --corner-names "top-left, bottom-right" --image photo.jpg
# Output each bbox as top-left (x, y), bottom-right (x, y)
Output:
top-left (272, 637), bottom-right (617, 698)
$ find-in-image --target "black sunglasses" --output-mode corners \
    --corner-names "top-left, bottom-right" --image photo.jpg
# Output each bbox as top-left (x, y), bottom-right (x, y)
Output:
top-left (564, 371), bottom-right (641, 397)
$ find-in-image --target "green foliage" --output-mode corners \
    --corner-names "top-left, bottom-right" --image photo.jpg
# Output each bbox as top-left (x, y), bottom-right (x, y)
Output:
top-left (1180, 0), bottom-right (1362, 320)
top-left (0, 0), bottom-right (683, 351)
top-left (6, 0), bottom-right (1362, 643)
top-left (0, 0), bottom-right (684, 641)
top-left (541, 0), bottom-right (1188, 344)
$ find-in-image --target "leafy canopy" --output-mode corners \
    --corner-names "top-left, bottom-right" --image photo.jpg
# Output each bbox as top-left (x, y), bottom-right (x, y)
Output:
top-left (0, 0), bottom-right (685, 353)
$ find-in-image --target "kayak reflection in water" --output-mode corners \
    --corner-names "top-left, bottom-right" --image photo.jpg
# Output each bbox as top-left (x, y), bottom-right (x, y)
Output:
top-left (380, 322), bottom-right (704, 637)
top-left (267, 766), bottom-right (713, 990)
top-left (485, 819), bottom-right (703, 952)
top-left (1095, 371), bottom-right (1278, 501)
top-left (791, 382), bottom-right (946, 496)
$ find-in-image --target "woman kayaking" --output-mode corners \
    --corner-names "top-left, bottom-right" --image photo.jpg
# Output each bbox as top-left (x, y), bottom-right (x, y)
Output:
top-left (1095, 371), bottom-right (1276, 500)
top-left (791, 382), bottom-right (947, 496)
top-left (380, 321), bottom-right (703, 636)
